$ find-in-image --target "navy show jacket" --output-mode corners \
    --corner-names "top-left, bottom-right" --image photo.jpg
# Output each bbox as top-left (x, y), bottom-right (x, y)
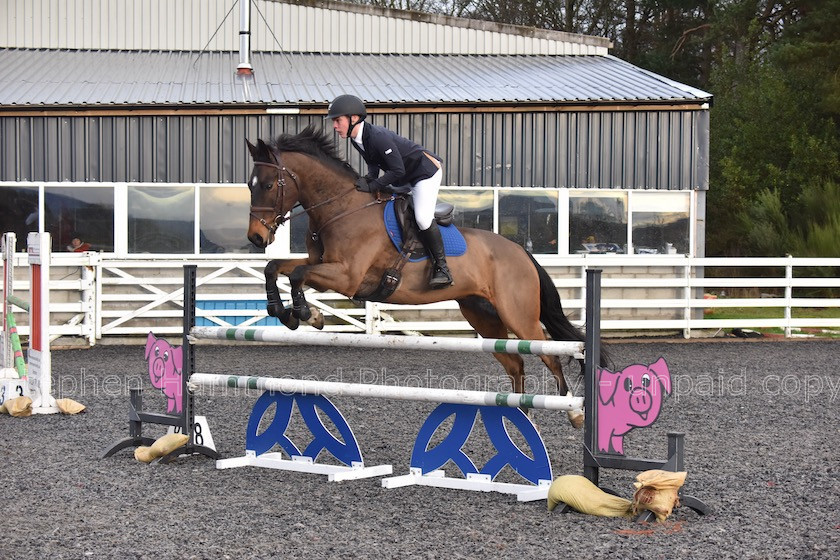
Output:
top-left (350, 123), bottom-right (442, 191)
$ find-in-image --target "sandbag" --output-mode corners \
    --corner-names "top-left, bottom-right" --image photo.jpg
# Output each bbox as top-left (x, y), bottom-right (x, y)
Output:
top-left (547, 475), bottom-right (634, 518)
top-left (150, 433), bottom-right (189, 457)
top-left (0, 396), bottom-right (32, 417)
top-left (55, 398), bottom-right (86, 414)
top-left (134, 433), bottom-right (189, 463)
top-left (632, 469), bottom-right (687, 522)
top-left (134, 446), bottom-right (157, 463)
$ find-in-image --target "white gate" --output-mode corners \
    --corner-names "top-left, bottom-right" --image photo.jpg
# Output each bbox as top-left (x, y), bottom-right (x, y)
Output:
top-left (1, 253), bottom-right (839, 343)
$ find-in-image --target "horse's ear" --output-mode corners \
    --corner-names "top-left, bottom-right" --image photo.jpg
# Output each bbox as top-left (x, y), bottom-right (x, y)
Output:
top-left (246, 139), bottom-right (259, 159)
top-left (257, 139), bottom-right (278, 164)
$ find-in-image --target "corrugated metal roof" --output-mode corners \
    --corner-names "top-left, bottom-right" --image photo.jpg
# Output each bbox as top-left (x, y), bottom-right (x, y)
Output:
top-left (0, 48), bottom-right (711, 108)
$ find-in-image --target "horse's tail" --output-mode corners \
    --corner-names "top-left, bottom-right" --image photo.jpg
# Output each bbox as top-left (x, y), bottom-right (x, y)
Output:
top-left (526, 251), bottom-right (610, 368)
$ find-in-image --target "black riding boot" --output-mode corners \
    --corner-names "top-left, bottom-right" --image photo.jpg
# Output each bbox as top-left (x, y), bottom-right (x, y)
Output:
top-left (418, 222), bottom-right (454, 288)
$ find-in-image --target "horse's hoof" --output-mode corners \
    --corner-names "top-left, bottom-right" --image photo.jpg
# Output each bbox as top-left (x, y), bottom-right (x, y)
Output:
top-left (568, 410), bottom-right (584, 429)
top-left (279, 308), bottom-right (300, 330)
top-left (306, 307), bottom-right (324, 330)
top-left (295, 305), bottom-right (312, 321)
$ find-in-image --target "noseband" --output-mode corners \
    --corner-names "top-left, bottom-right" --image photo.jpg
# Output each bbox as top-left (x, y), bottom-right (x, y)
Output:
top-left (249, 157), bottom-right (299, 235)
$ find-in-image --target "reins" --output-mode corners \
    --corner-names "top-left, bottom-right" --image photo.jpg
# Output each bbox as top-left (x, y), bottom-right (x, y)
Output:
top-left (310, 194), bottom-right (392, 242)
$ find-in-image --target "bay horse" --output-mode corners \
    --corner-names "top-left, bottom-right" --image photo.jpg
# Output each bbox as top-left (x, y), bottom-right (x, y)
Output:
top-left (246, 125), bottom-right (601, 427)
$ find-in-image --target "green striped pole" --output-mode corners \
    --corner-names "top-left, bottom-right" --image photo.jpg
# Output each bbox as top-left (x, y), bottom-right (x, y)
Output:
top-left (7, 294), bottom-right (30, 313)
top-left (189, 372), bottom-right (584, 412)
top-left (189, 327), bottom-right (584, 358)
top-left (6, 312), bottom-right (26, 378)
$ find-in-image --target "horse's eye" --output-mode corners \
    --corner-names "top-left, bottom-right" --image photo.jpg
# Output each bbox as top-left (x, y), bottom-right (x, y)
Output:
top-left (250, 176), bottom-right (259, 189)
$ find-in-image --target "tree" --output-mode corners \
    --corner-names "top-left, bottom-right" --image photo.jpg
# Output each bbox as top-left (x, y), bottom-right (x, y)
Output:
top-left (346, 0), bottom-right (840, 255)
top-left (709, 0), bottom-right (840, 255)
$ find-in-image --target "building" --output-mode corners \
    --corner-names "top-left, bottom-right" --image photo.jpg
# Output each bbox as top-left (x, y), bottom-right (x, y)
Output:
top-left (0, 0), bottom-right (712, 338)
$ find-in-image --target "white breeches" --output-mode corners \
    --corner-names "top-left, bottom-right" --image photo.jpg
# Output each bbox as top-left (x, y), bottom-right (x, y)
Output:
top-left (411, 167), bottom-right (443, 230)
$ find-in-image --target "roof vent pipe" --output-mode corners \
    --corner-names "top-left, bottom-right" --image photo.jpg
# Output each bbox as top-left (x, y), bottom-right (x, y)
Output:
top-left (237, 0), bottom-right (253, 76)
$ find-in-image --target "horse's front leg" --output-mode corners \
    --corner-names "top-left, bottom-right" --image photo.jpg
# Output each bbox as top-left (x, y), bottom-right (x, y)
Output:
top-left (265, 258), bottom-right (311, 329)
top-left (287, 260), bottom-right (364, 322)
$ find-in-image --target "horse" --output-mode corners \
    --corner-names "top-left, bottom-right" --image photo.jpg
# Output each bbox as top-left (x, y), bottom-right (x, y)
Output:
top-left (246, 125), bottom-right (603, 427)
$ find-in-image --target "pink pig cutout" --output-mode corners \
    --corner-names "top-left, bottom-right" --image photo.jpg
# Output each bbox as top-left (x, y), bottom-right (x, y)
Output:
top-left (596, 357), bottom-right (672, 455)
top-left (144, 332), bottom-right (183, 414)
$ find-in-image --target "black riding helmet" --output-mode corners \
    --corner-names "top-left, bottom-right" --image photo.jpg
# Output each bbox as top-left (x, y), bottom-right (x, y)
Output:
top-left (326, 94), bottom-right (367, 120)
top-left (326, 94), bottom-right (367, 136)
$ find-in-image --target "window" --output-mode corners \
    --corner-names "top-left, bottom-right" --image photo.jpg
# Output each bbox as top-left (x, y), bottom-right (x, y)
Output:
top-left (438, 189), bottom-right (493, 231)
top-left (569, 192), bottom-right (628, 254)
top-left (1, 184), bottom-right (693, 257)
top-left (631, 192), bottom-right (690, 254)
top-left (44, 186), bottom-right (115, 252)
top-left (199, 186), bottom-right (252, 254)
top-left (498, 190), bottom-right (559, 254)
top-left (0, 186), bottom-right (39, 251)
top-left (127, 186), bottom-right (194, 253)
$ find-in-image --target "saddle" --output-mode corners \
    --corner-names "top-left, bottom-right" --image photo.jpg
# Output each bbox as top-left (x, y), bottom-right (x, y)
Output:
top-left (391, 195), bottom-right (454, 259)
top-left (359, 195), bottom-right (455, 302)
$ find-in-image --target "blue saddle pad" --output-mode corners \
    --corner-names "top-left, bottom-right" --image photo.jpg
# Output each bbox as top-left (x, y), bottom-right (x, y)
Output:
top-left (384, 200), bottom-right (467, 263)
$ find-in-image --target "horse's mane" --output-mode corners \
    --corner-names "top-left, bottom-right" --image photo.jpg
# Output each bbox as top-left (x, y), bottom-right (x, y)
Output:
top-left (270, 125), bottom-right (359, 180)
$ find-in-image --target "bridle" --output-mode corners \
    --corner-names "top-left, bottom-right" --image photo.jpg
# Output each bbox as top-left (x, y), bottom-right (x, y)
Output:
top-left (249, 150), bottom-right (385, 241)
top-left (249, 155), bottom-right (299, 236)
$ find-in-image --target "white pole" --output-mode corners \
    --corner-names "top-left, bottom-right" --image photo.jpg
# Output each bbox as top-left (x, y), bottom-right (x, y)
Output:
top-left (190, 373), bottom-right (584, 412)
top-left (189, 327), bottom-right (584, 357)
top-left (1, 233), bottom-right (15, 374)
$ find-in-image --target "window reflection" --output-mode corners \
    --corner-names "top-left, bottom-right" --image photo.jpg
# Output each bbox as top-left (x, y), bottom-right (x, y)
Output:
top-left (632, 193), bottom-right (690, 254)
top-left (499, 190), bottom-right (558, 254)
top-left (199, 186), bottom-right (252, 253)
top-left (569, 192), bottom-right (628, 254)
top-left (44, 187), bottom-right (115, 252)
top-left (438, 189), bottom-right (493, 231)
top-left (0, 186), bottom-right (39, 251)
top-left (127, 186), bottom-right (194, 253)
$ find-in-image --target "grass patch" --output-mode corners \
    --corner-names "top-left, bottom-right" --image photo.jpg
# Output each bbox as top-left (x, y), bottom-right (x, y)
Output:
top-left (704, 307), bottom-right (840, 320)
top-left (703, 307), bottom-right (840, 338)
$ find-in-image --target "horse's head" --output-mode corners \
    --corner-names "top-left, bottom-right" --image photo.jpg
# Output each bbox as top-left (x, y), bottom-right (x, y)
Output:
top-left (246, 126), bottom-right (362, 248)
top-left (245, 138), bottom-right (301, 248)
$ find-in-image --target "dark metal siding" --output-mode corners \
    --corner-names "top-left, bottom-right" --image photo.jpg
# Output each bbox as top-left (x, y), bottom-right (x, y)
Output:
top-left (0, 110), bottom-right (709, 189)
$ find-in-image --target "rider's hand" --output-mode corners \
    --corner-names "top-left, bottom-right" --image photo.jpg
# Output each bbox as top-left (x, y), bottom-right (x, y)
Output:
top-left (355, 177), bottom-right (379, 194)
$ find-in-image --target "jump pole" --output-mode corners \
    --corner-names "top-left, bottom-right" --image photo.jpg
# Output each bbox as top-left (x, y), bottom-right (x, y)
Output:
top-left (189, 327), bottom-right (584, 359)
top-left (190, 373), bottom-right (584, 412)
top-left (1, 232), bottom-right (57, 413)
top-left (1, 232), bottom-right (27, 402)
top-left (2, 232), bottom-right (18, 378)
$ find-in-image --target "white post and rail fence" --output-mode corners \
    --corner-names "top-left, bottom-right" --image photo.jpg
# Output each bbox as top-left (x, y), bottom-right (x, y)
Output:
top-left (1, 238), bottom-right (838, 345)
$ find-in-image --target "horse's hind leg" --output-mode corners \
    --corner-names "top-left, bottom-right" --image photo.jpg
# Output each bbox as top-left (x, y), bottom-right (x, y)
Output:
top-left (457, 297), bottom-right (527, 393)
top-left (490, 298), bottom-right (584, 429)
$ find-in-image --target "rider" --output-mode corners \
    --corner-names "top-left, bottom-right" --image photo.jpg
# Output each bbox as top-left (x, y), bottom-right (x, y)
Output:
top-left (327, 94), bottom-right (454, 288)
